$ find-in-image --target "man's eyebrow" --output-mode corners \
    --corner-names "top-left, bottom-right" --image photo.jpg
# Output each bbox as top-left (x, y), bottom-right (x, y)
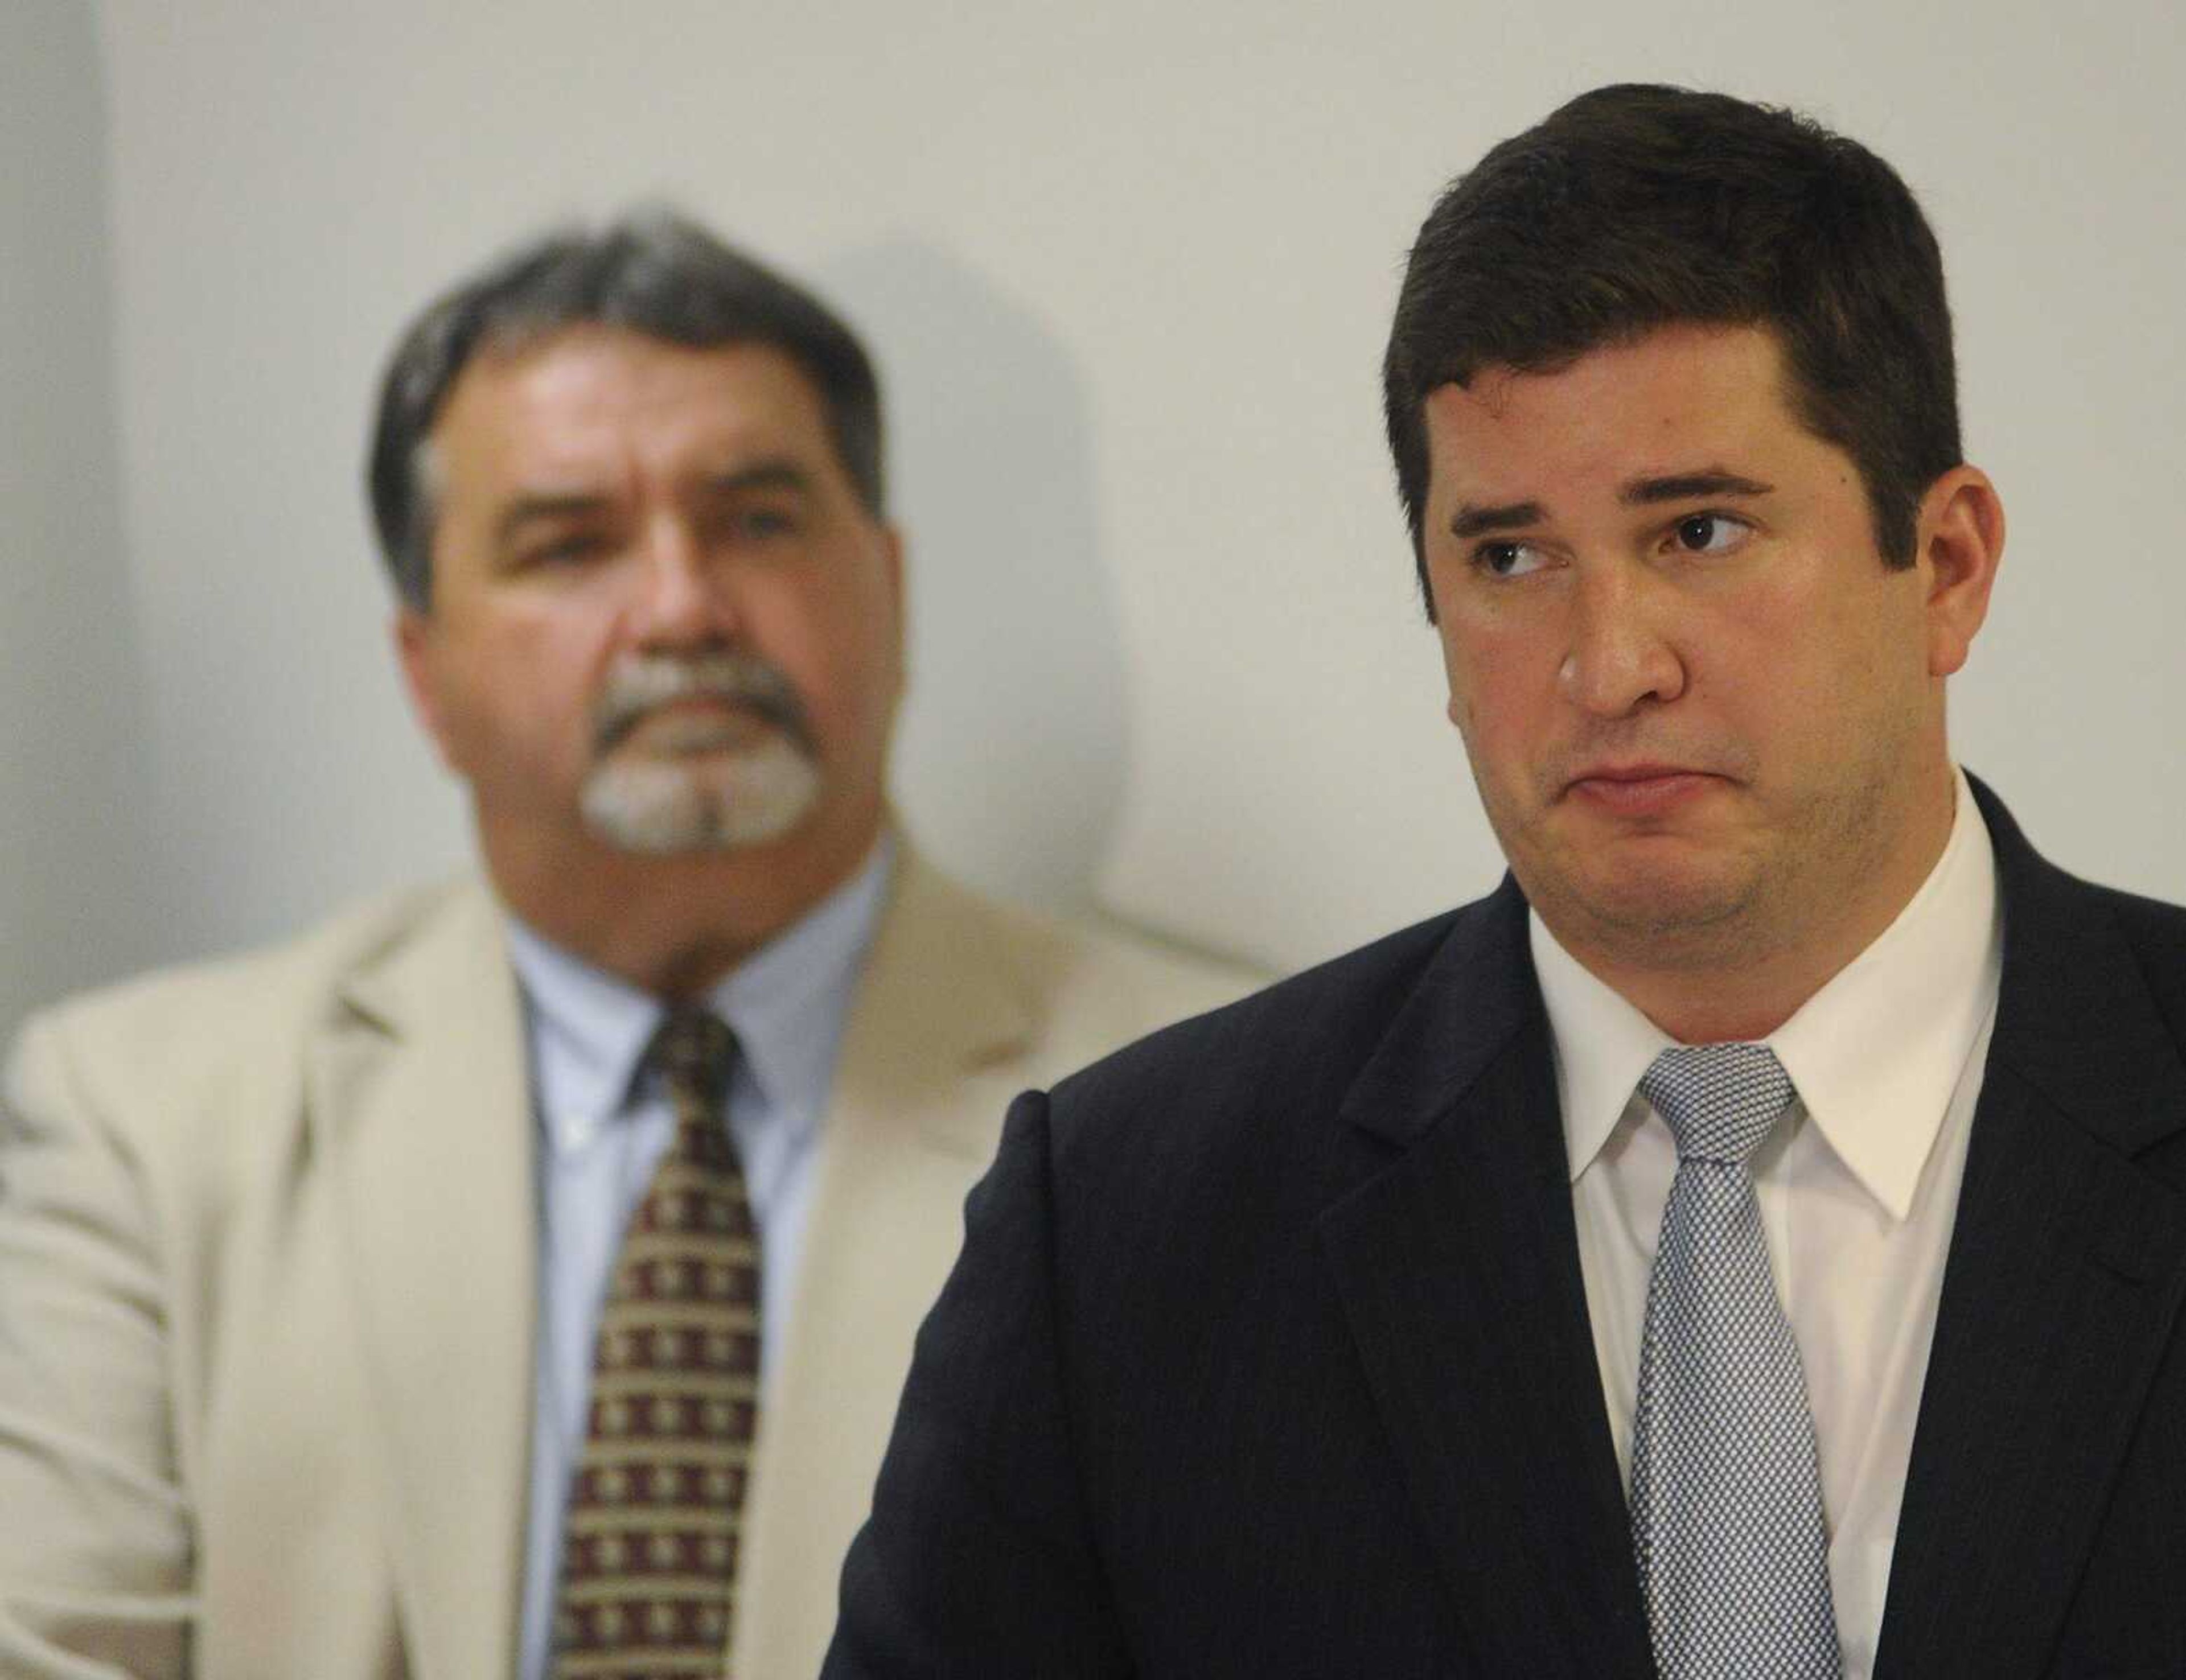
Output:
top-left (1620, 470), bottom-right (1774, 505)
top-left (695, 460), bottom-right (813, 496)
top-left (494, 492), bottom-right (613, 546)
top-left (1449, 500), bottom-right (1546, 541)
top-left (491, 462), bottom-right (816, 546)
top-left (1446, 473), bottom-right (1774, 541)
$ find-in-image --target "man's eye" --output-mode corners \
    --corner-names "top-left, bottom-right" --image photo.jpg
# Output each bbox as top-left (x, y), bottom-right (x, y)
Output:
top-left (726, 507), bottom-right (800, 542)
top-left (1671, 513), bottom-right (1747, 554)
top-left (524, 534), bottom-right (609, 567)
top-left (1474, 540), bottom-right (1548, 578)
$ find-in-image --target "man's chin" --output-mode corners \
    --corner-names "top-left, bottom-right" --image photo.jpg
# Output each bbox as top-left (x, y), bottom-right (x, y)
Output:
top-left (580, 754), bottom-right (822, 856)
top-left (1525, 842), bottom-right (1761, 952)
top-left (1587, 878), bottom-right (1748, 935)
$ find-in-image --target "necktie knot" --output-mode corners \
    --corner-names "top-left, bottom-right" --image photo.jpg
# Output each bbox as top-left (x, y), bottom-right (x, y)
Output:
top-left (648, 1007), bottom-right (739, 1109)
top-left (1639, 1042), bottom-right (1795, 1167)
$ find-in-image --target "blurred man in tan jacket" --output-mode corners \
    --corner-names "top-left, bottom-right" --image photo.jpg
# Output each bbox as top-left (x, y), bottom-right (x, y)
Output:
top-left (0, 210), bottom-right (1253, 1680)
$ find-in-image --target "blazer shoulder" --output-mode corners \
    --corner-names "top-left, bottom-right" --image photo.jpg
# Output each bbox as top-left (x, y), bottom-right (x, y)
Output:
top-left (5, 877), bottom-right (498, 1145)
top-left (1033, 900), bottom-right (1481, 1204)
top-left (998, 901), bottom-right (1270, 1042)
top-left (1063, 901), bottom-right (1469, 1100)
top-left (880, 853), bottom-right (1269, 1063)
top-left (1005, 900), bottom-right (1499, 1314)
top-left (2086, 879), bottom-right (2186, 1045)
top-left (1998, 810), bottom-right (2186, 1037)
top-left (2093, 879), bottom-right (2186, 954)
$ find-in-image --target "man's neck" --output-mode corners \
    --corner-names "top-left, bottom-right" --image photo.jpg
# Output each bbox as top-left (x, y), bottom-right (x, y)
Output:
top-left (1596, 929), bottom-right (1910, 1045)
top-left (477, 809), bottom-right (884, 999)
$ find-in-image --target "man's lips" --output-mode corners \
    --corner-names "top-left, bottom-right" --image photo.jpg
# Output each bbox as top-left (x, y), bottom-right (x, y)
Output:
top-left (1563, 764), bottom-right (1725, 815)
top-left (606, 697), bottom-right (775, 754)
top-left (598, 692), bottom-right (794, 753)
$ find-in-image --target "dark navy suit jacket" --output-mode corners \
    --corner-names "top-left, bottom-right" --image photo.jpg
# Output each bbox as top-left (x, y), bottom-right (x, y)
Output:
top-left (825, 784), bottom-right (2186, 1678)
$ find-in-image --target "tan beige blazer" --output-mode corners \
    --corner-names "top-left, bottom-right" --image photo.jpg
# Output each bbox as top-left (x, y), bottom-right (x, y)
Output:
top-left (0, 854), bottom-right (1258, 1679)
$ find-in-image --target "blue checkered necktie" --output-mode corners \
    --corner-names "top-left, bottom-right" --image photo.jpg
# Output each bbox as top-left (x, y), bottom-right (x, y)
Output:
top-left (1629, 1044), bottom-right (1843, 1679)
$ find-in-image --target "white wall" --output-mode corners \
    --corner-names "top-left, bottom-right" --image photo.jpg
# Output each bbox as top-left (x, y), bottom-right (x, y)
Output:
top-left (0, 0), bottom-right (153, 1039)
top-left (63, 0), bottom-right (2186, 991)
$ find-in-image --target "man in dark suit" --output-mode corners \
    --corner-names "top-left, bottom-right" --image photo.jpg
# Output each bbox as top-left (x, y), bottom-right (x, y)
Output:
top-left (824, 84), bottom-right (2186, 1679)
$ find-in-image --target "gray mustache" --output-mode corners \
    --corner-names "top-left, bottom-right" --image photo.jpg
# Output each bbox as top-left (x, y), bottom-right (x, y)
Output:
top-left (591, 653), bottom-right (814, 754)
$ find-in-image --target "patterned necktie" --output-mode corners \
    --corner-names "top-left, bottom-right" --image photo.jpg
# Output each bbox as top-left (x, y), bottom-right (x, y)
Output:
top-left (1628, 1044), bottom-right (1842, 1679)
top-left (553, 1007), bottom-right (759, 1679)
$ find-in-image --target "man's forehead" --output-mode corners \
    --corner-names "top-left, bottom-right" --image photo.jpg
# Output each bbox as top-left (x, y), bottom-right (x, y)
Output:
top-left (1440, 322), bottom-right (1786, 409)
top-left (1421, 324), bottom-right (1802, 496)
top-left (432, 327), bottom-right (833, 491)
top-left (449, 327), bottom-right (816, 423)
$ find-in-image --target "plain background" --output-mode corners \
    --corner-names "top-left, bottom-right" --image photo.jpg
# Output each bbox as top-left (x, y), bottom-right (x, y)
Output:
top-left (5, 0), bottom-right (2183, 1037)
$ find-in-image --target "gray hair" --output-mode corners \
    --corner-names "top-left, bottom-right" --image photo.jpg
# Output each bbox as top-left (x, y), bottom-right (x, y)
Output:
top-left (365, 207), bottom-right (884, 610)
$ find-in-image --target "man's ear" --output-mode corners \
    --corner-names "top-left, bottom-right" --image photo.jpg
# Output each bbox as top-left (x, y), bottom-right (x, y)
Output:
top-left (1916, 464), bottom-right (2006, 678)
top-left (393, 608), bottom-right (462, 774)
top-left (881, 521), bottom-right (909, 698)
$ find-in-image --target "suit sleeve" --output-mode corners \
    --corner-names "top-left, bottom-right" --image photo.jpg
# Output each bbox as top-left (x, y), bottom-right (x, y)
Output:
top-left (823, 1089), bottom-right (1132, 1679)
top-left (0, 1015), bottom-right (194, 1679)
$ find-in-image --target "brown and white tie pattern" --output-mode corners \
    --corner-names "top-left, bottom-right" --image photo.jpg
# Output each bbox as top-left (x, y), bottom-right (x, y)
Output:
top-left (554, 1007), bottom-right (759, 1679)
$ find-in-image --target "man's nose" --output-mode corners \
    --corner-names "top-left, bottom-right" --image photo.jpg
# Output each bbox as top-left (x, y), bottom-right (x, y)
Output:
top-left (630, 513), bottom-right (728, 646)
top-left (1558, 566), bottom-right (1686, 717)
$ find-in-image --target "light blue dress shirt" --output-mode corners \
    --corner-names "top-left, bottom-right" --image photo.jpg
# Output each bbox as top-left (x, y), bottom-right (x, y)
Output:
top-left (501, 838), bottom-right (894, 1680)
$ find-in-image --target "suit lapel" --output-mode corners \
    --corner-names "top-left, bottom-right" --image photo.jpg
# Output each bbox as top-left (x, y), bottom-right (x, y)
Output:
top-left (735, 854), bottom-right (1036, 1676)
top-left (1876, 787), bottom-right (2186, 1678)
top-left (1319, 883), bottom-right (1655, 1678)
top-left (309, 883), bottom-right (536, 1680)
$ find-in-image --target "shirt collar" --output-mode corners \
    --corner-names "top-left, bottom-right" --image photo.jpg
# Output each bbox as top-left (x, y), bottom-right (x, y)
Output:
top-left (709, 832), bottom-right (894, 1140)
top-left (1537, 768), bottom-right (2001, 1220)
top-left (506, 833), bottom-right (895, 1159)
top-left (1770, 773), bottom-right (1999, 1218)
top-left (1532, 911), bottom-right (1673, 1191)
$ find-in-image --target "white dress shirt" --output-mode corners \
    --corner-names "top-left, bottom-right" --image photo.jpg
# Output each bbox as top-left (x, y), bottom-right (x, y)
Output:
top-left (502, 838), bottom-right (893, 1680)
top-left (1533, 772), bottom-right (2002, 1680)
